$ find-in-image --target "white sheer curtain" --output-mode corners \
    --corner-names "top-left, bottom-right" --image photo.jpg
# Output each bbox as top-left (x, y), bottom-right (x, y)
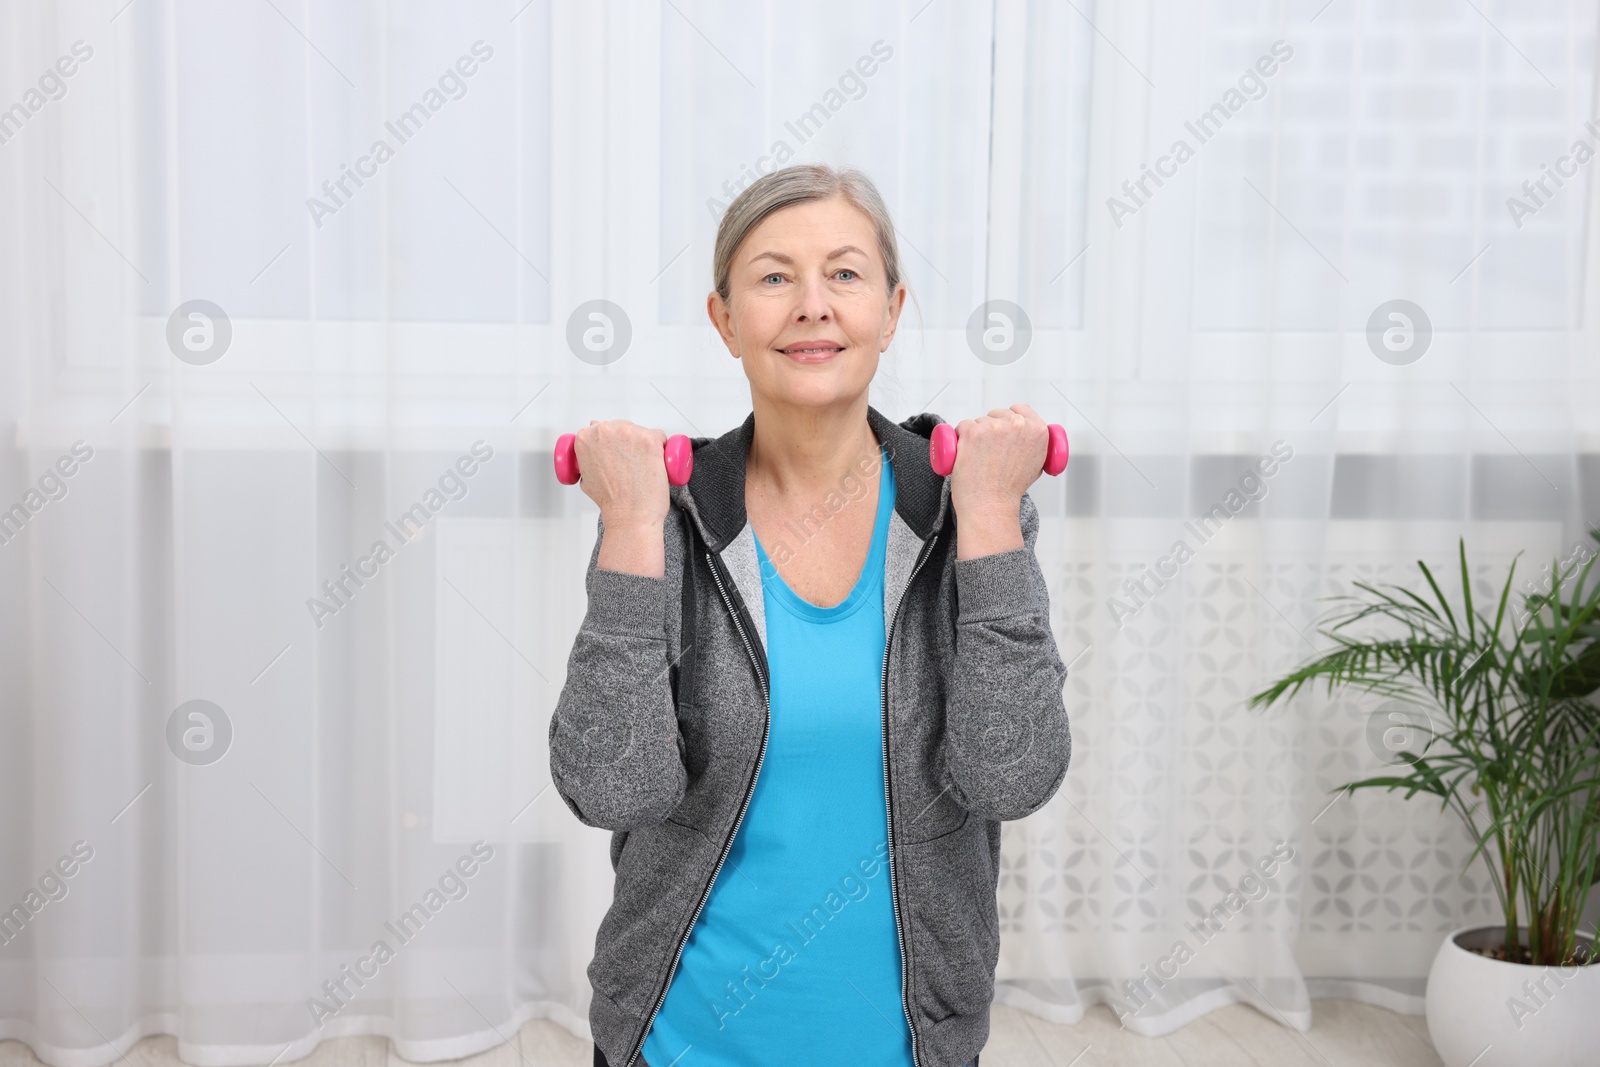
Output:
top-left (1, 0), bottom-right (1595, 1062)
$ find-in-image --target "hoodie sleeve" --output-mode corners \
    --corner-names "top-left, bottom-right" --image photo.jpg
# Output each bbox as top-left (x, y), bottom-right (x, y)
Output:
top-left (944, 491), bottom-right (1072, 821)
top-left (548, 513), bottom-right (688, 830)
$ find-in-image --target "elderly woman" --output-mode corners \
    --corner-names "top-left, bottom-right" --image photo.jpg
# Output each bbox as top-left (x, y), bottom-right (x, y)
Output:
top-left (551, 163), bottom-right (1070, 1067)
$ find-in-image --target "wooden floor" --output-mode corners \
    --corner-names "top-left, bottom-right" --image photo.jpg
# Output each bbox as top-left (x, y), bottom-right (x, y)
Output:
top-left (0, 1000), bottom-right (1443, 1067)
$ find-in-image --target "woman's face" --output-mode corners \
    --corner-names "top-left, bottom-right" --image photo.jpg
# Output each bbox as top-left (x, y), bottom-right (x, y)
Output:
top-left (709, 195), bottom-right (906, 413)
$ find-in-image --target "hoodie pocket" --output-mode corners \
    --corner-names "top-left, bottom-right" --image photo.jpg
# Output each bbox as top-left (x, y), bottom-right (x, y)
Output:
top-left (588, 818), bottom-right (717, 1017)
top-left (901, 817), bottom-right (1000, 1022)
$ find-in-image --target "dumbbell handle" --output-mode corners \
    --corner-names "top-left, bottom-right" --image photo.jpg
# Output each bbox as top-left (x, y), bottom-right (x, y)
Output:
top-left (929, 422), bottom-right (1068, 478)
top-left (554, 433), bottom-right (694, 487)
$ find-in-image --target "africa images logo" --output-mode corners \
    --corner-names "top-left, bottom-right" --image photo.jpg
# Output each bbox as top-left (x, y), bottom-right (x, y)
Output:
top-left (306, 842), bottom-right (495, 1027)
top-left (0, 442), bottom-right (94, 548)
top-left (705, 40), bottom-right (894, 219)
top-left (306, 442), bottom-right (494, 629)
top-left (305, 41), bottom-right (495, 228)
top-left (1107, 41), bottom-right (1294, 227)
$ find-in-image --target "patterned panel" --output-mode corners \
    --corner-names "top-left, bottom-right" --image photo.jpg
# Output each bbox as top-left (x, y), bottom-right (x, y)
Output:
top-left (997, 552), bottom-right (1508, 972)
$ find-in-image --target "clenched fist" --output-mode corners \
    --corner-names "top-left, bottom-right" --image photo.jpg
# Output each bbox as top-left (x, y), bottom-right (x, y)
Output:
top-left (577, 420), bottom-right (671, 577)
top-left (948, 403), bottom-right (1048, 560)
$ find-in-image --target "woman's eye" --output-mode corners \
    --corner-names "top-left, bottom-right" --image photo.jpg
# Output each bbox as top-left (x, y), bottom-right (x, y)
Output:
top-left (763, 273), bottom-right (784, 285)
top-left (836, 269), bottom-right (857, 281)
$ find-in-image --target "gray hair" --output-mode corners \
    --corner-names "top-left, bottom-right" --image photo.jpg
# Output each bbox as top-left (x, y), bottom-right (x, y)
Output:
top-left (712, 164), bottom-right (904, 303)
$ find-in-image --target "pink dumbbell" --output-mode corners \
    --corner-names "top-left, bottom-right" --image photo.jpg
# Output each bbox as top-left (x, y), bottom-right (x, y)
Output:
top-left (929, 422), bottom-right (1069, 478)
top-left (553, 432), bottom-right (694, 487)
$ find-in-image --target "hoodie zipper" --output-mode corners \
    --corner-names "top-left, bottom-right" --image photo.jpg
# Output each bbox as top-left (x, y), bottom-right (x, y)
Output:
top-left (882, 532), bottom-right (940, 1067)
top-left (624, 551), bottom-right (770, 1067)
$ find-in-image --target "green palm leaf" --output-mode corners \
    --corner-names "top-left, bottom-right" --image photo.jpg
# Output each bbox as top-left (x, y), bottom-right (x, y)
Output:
top-left (1251, 537), bottom-right (1600, 964)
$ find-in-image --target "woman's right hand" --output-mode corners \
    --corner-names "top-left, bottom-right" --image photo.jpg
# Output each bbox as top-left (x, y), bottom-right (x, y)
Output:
top-left (578, 420), bottom-right (671, 577)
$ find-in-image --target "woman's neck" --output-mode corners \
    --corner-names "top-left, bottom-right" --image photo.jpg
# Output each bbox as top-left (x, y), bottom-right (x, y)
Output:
top-left (745, 394), bottom-right (881, 499)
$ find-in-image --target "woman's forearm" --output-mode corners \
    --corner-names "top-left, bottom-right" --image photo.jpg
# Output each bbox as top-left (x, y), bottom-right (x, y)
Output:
top-left (597, 517), bottom-right (666, 577)
top-left (945, 494), bottom-right (1072, 819)
top-left (955, 504), bottom-right (1024, 560)
top-left (550, 520), bottom-right (686, 831)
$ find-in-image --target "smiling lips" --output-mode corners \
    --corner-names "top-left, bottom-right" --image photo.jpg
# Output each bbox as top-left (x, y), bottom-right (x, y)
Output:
top-left (778, 340), bottom-right (846, 364)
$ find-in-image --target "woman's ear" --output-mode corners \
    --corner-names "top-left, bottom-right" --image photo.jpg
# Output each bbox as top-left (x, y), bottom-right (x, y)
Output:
top-left (880, 282), bottom-right (908, 352)
top-left (706, 291), bottom-right (740, 359)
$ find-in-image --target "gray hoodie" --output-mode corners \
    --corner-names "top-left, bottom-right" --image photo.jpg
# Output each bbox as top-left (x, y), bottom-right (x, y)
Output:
top-left (550, 407), bottom-right (1071, 1067)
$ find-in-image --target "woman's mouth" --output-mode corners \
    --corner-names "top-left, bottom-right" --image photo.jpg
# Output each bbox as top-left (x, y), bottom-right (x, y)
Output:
top-left (777, 342), bottom-right (846, 363)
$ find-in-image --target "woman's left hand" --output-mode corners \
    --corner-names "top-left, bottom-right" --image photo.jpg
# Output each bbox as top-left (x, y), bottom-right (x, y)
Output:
top-left (949, 403), bottom-right (1048, 559)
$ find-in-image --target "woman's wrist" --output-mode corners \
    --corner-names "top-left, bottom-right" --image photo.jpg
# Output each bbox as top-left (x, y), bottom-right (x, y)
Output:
top-left (954, 499), bottom-right (1023, 560)
top-left (597, 517), bottom-right (666, 577)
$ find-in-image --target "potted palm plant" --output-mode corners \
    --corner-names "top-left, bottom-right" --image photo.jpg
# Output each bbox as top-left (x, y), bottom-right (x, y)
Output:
top-left (1251, 536), bottom-right (1600, 1067)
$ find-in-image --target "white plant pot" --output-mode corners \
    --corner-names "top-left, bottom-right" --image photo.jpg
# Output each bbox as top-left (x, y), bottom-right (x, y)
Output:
top-left (1425, 925), bottom-right (1599, 1067)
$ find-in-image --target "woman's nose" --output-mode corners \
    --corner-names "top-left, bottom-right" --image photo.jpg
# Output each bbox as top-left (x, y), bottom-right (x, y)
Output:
top-left (793, 274), bottom-right (832, 321)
